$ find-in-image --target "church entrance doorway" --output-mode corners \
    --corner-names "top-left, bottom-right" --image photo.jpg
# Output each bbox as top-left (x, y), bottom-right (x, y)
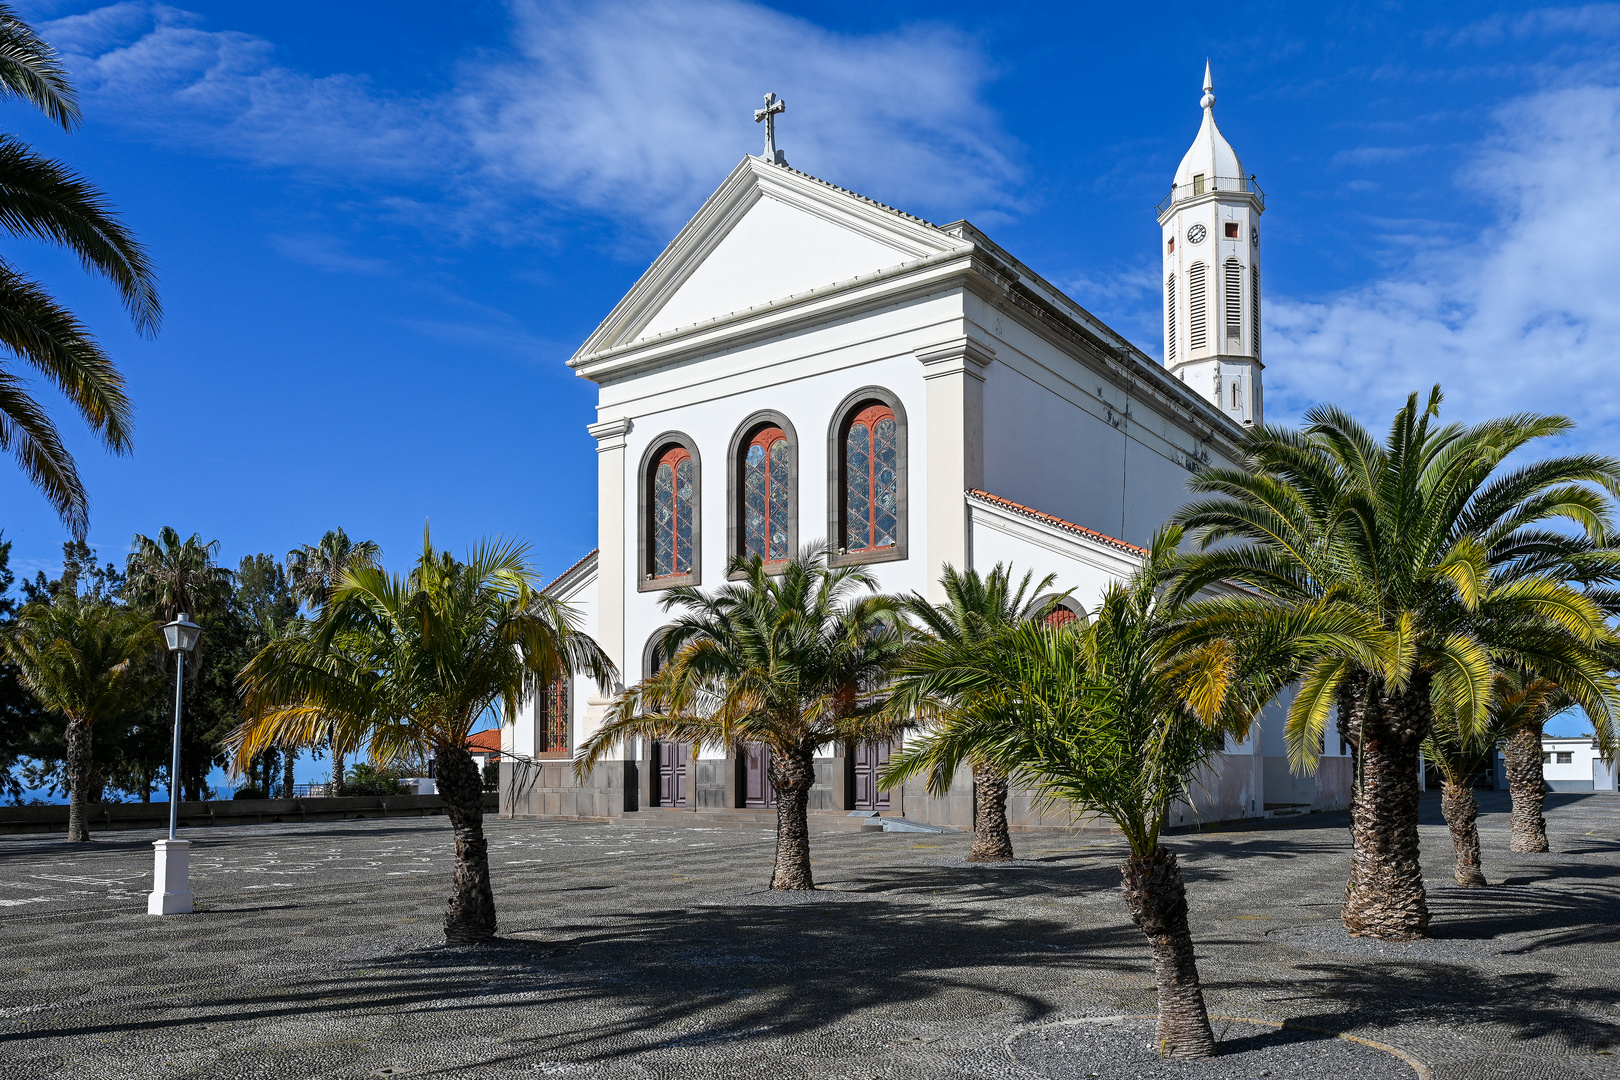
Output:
top-left (743, 743), bottom-right (776, 808)
top-left (851, 739), bottom-right (892, 811)
top-left (654, 741), bottom-right (688, 806)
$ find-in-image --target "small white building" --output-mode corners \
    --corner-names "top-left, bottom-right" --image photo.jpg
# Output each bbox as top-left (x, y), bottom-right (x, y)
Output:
top-left (1516, 736), bottom-right (1619, 793)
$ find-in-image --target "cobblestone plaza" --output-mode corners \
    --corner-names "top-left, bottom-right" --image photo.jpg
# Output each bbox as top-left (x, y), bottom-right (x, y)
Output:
top-left (0, 792), bottom-right (1615, 1079)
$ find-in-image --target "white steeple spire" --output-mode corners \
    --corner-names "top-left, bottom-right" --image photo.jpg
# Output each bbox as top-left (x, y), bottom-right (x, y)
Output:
top-left (1157, 62), bottom-right (1265, 426)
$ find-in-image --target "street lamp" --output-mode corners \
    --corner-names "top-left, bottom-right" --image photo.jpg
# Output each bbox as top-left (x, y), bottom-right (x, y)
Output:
top-left (148, 613), bottom-right (201, 916)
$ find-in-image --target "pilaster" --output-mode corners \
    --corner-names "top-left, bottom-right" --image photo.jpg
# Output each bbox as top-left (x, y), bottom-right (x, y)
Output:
top-left (588, 417), bottom-right (631, 695)
top-left (916, 336), bottom-right (992, 602)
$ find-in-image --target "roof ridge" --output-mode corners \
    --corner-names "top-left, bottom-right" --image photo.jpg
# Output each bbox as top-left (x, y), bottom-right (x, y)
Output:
top-left (967, 490), bottom-right (1147, 555)
top-left (768, 158), bottom-right (940, 230)
top-left (543, 548), bottom-right (599, 594)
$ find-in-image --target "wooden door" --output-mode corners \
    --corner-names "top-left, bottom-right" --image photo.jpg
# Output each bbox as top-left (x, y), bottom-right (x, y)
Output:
top-left (852, 739), bottom-right (892, 811)
top-left (656, 741), bottom-right (688, 807)
top-left (743, 743), bottom-right (776, 808)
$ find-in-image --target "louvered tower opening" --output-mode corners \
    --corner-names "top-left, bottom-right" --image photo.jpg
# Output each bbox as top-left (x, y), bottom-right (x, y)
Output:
top-left (1166, 273), bottom-right (1177, 362)
top-left (1224, 258), bottom-right (1243, 348)
top-left (1252, 265), bottom-right (1261, 359)
top-left (1188, 262), bottom-right (1207, 352)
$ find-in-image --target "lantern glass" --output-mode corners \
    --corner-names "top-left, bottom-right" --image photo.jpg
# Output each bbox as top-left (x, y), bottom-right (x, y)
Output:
top-left (163, 613), bottom-right (202, 654)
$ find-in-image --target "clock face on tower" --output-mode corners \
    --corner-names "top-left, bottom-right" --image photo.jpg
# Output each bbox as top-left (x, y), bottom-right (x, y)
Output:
top-left (1251, 227), bottom-right (1260, 247)
top-left (1186, 224), bottom-right (1207, 244)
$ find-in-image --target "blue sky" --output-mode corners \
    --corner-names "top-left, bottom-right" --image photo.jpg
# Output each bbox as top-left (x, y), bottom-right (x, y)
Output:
top-left (3, 1), bottom-right (1617, 759)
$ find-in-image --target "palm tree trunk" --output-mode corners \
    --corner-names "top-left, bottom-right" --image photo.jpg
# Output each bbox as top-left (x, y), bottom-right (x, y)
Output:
top-left (1440, 779), bottom-right (1487, 886)
top-left (65, 716), bottom-right (92, 842)
top-left (1504, 726), bottom-right (1549, 853)
top-left (1341, 676), bottom-right (1431, 940)
top-left (768, 745), bottom-right (815, 890)
top-left (331, 741), bottom-right (345, 797)
top-left (968, 760), bottom-right (1015, 862)
top-left (437, 744), bottom-right (497, 944)
top-left (1121, 846), bottom-right (1216, 1059)
top-left (283, 748), bottom-right (296, 798)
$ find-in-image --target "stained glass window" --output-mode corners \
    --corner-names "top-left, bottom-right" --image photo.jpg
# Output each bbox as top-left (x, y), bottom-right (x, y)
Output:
top-left (652, 445), bottom-right (695, 578)
top-left (743, 425), bottom-right (791, 563)
top-left (538, 678), bottom-right (568, 753)
top-left (843, 404), bottom-right (898, 554)
top-left (1045, 606), bottom-right (1078, 629)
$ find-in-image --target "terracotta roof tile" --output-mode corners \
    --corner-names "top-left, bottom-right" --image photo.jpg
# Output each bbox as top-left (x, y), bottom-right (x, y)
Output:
top-left (466, 729), bottom-right (503, 753)
top-left (967, 490), bottom-right (1147, 555)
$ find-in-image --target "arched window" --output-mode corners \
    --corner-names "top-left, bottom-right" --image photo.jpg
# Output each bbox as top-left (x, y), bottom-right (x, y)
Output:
top-left (652, 445), bottom-right (694, 577)
top-left (640, 435), bottom-right (700, 590)
top-left (1232, 379), bottom-right (1242, 410)
top-left (844, 404), bottom-right (899, 555)
top-left (727, 415), bottom-right (797, 567)
top-left (1224, 258), bottom-right (1243, 345)
top-left (1037, 595), bottom-right (1087, 629)
top-left (1188, 262), bottom-right (1207, 352)
top-left (1166, 273), bottom-right (1177, 362)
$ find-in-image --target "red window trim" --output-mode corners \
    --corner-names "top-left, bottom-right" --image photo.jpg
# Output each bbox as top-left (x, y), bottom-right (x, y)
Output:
top-left (651, 444), bottom-right (694, 580)
top-left (843, 404), bottom-right (897, 555)
top-left (745, 426), bottom-right (789, 565)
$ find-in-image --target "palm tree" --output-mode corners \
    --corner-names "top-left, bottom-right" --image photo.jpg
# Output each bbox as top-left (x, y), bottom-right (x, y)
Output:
top-left (892, 563), bottom-right (1065, 862)
top-left (1422, 698), bottom-right (1507, 887)
top-left (577, 548), bottom-right (908, 890)
top-left (0, 6), bottom-right (162, 537)
top-left (124, 527), bottom-right (233, 623)
top-left (1494, 672), bottom-right (1579, 853)
top-left (3, 593), bottom-right (158, 840)
top-left (881, 530), bottom-right (1296, 1059)
top-left (285, 529), bottom-right (382, 795)
top-left (233, 532), bottom-right (613, 944)
top-left (1171, 388), bottom-right (1620, 940)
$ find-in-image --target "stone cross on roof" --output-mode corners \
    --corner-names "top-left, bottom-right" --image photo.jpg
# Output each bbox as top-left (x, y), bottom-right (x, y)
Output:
top-left (754, 92), bottom-right (786, 164)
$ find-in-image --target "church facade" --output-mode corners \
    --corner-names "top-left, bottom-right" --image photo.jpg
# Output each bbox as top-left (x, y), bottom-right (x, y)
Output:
top-left (501, 69), bottom-right (1352, 829)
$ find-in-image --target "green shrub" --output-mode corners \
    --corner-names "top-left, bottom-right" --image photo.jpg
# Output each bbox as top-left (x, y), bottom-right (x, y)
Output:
top-left (482, 759), bottom-right (500, 792)
top-left (343, 763), bottom-right (409, 797)
top-left (232, 786), bottom-right (265, 800)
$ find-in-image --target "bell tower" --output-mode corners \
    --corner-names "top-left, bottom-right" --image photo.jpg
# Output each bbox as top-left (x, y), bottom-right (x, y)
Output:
top-left (1158, 62), bottom-right (1264, 426)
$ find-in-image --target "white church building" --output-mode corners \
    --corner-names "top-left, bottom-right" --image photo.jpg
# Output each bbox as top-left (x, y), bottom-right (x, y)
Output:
top-left (500, 67), bottom-right (1353, 829)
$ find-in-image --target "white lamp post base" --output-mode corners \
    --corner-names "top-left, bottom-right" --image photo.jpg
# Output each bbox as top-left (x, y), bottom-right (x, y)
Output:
top-left (147, 838), bottom-right (194, 915)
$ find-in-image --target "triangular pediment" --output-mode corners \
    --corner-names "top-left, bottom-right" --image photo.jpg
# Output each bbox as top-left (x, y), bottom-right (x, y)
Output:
top-left (574, 157), bottom-right (967, 360)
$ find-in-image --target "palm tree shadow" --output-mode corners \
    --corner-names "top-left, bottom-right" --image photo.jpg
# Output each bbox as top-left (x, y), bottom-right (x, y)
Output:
top-left (1, 899), bottom-right (1144, 1066)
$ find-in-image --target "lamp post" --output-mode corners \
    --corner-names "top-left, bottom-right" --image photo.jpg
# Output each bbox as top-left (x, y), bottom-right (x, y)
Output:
top-left (148, 613), bottom-right (201, 916)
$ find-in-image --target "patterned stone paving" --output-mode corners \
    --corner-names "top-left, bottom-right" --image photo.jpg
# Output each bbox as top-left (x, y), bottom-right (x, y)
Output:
top-left (0, 791), bottom-right (1615, 1079)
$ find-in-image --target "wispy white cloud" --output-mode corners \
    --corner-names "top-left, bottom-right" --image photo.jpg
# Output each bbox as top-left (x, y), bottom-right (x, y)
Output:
top-left (1266, 83), bottom-right (1620, 443)
top-left (44, 1), bottom-right (1020, 234)
top-left (267, 234), bottom-right (393, 275)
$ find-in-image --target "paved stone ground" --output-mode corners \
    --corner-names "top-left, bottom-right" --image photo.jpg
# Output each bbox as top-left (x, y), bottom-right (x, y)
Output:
top-left (0, 791), bottom-right (1615, 1080)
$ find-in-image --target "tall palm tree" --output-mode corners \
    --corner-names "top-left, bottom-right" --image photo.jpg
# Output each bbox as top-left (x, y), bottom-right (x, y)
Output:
top-left (1494, 671), bottom-right (1579, 853)
top-left (882, 530), bottom-right (1304, 1059)
top-left (577, 548), bottom-right (908, 890)
top-left (124, 527), bottom-right (233, 623)
top-left (285, 529), bottom-right (381, 794)
top-left (286, 528), bottom-right (382, 613)
top-left (892, 563), bottom-right (1065, 862)
top-left (0, 6), bottom-right (162, 537)
top-left (3, 593), bottom-right (158, 840)
top-left (1171, 388), bottom-right (1620, 940)
top-left (233, 531), bottom-right (613, 944)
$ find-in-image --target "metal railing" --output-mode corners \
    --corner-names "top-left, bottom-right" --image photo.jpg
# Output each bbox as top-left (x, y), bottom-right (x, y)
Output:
top-left (1156, 175), bottom-right (1265, 216)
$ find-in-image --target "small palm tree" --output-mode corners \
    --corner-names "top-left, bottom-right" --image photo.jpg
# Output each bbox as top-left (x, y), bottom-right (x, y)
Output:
top-left (285, 528), bottom-right (382, 794)
top-left (881, 530), bottom-right (1296, 1059)
top-left (3, 594), bottom-right (158, 840)
top-left (1172, 388), bottom-right (1620, 940)
top-left (0, 6), bottom-right (161, 536)
top-left (1493, 672), bottom-right (1581, 853)
top-left (577, 548), bottom-right (908, 890)
top-left (892, 563), bottom-right (1066, 862)
top-left (233, 532), bottom-right (613, 944)
top-left (1423, 698), bottom-right (1508, 887)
